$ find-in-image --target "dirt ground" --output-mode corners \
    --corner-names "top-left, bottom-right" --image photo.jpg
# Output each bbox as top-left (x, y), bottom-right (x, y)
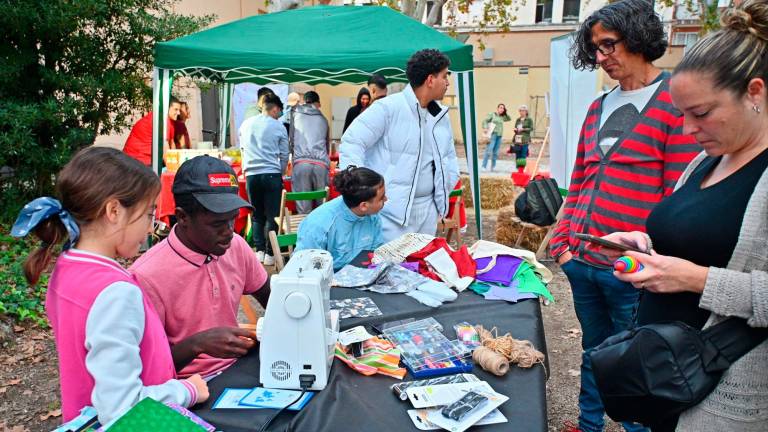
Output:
top-left (0, 142), bottom-right (623, 431)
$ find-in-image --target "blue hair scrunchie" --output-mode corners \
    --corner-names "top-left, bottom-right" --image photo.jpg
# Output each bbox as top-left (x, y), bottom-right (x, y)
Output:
top-left (11, 197), bottom-right (80, 250)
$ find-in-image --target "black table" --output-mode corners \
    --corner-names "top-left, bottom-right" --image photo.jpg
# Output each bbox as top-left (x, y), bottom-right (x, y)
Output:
top-left (193, 284), bottom-right (549, 432)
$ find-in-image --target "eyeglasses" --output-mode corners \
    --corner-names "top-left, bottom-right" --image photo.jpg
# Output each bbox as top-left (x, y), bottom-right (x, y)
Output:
top-left (591, 38), bottom-right (624, 56)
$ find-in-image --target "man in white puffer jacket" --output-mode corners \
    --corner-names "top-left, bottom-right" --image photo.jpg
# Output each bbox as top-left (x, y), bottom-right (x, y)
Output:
top-left (340, 49), bottom-right (460, 242)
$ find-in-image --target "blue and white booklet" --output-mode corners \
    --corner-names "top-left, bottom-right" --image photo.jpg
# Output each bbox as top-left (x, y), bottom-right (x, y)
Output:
top-left (212, 387), bottom-right (314, 411)
top-left (239, 387), bottom-right (314, 411)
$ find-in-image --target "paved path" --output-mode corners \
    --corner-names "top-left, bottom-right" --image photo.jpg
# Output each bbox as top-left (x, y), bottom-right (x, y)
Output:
top-left (458, 156), bottom-right (527, 178)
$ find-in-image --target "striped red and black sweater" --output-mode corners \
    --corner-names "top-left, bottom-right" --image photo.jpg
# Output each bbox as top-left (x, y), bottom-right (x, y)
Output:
top-left (549, 75), bottom-right (700, 268)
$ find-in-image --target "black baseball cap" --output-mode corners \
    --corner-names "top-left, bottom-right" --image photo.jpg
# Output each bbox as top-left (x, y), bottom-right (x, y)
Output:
top-left (172, 155), bottom-right (254, 213)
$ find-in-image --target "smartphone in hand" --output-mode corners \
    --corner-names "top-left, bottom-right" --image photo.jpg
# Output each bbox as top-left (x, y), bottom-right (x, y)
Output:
top-left (574, 233), bottom-right (648, 254)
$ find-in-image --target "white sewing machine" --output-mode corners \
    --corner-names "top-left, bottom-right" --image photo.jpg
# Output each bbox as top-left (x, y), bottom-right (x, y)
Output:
top-left (257, 249), bottom-right (338, 391)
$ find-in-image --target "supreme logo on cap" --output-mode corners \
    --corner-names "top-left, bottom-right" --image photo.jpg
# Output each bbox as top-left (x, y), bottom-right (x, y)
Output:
top-left (208, 173), bottom-right (237, 188)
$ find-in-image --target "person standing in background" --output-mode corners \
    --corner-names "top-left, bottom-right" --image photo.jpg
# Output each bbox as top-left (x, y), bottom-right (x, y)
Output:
top-left (343, 87), bottom-right (372, 133)
top-left (240, 93), bottom-right (289, 266)
top-left (173, 101), bottom-right (192, 150)
top-left (481, 103), bottom-right (511, 172)
top-left (122, 97), bottom-right (181, 166)
top-left (281, 91), bottom-right (302, 134)
top-left (368, 74), bottom-right (388, 101)
top-left (291, 91), bottom-right (330, 214)
top-left (511, 105), bottom-right (533, 171)
top-left (244, 87), bottom-right (276, 120)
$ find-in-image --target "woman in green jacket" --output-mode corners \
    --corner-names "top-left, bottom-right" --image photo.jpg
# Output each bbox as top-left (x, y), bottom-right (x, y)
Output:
top-left (481, 103), bottom-right (511, 171)
top-left (510, 105), bottom-right (534, 171)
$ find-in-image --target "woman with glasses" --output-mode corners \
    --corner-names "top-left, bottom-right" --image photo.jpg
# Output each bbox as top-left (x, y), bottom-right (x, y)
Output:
top-left (550, 0), bottom-right (701, 431)
top-left (604, 0), bottom-right (768, 430)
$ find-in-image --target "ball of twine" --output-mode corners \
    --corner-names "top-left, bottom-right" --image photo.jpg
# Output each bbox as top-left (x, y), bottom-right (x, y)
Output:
top-left (475, 325), bottom-right (545, 369)
top-left (472, 347), bottom-right (509, 376)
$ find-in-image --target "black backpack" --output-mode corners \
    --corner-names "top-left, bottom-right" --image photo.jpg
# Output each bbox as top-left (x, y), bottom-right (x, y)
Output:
top-left (514, 176), bottom-right (563, 226)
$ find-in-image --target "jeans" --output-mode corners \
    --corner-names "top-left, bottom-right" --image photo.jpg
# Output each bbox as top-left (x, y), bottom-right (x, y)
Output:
top-left (245, 173), bottom-right (283, 255)
top-left (561, 259), bottom-right (647, 432)
top-left (482, 133), bottom-right (502, 169)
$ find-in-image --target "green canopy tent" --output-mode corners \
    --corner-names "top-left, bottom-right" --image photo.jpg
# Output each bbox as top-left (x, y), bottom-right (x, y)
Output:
top-left (152, 5), bottom-right (483, 237)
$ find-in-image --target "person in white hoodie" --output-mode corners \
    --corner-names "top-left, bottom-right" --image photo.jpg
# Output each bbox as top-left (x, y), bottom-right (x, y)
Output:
top-left (340, 49), bottom-right (460, 242)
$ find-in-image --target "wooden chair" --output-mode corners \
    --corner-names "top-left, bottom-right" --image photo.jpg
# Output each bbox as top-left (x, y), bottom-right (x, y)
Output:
top-left (268, 230), bottom-right (298, 272)
top-left (437, 188), bottom-right (463, 247)
top-left (239, 231), bottom-right (298, 326)
top-left (274, 187), bottom-right (330, 234)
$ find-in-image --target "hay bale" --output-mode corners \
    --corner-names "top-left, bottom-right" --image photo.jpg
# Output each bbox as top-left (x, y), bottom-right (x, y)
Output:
top-left (460, 175), bottom-right (516, 210)
top-left (495, 205), bottom-right (548, 252)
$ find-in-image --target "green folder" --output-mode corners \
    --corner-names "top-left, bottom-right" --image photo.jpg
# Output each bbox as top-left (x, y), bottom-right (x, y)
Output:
top-left (108, 398), bottom-right (205, 432)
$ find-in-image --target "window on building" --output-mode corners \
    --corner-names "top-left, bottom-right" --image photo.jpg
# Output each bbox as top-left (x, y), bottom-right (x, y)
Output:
top-left (563, 0), bottom-right (580, 22)
top-left (536, 0), bottom-right (553, 23)
top-left (673, 32), bottom-right (699, 53)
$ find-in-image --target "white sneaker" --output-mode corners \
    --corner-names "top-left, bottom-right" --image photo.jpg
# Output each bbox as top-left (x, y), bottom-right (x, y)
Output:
top-left (263, 254), bottom-right (275, 266)
top-left (481, 166), bottom-right (488, 172)
top-left (256, 250), bottom-right (265, 263)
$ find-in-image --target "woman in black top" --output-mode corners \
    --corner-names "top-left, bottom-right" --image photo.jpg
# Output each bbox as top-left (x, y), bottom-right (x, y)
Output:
top-left (342, 87), bottom-right (371, 133)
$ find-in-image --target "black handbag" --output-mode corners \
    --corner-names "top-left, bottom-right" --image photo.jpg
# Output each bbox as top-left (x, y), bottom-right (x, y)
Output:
top-left (590, 317), bottom-right (768, 426)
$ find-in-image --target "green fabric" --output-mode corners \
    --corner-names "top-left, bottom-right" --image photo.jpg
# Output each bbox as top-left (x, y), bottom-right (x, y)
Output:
top-left (482, 112), bottom-right (511, 136)
top-left (469, 281), bottom-right (492, 295)
top-left (514, 262), bottom-right (553, 302)
top-left (154, 6), bottom-right (472, 84)
top-left (108, 398), bottom-right (205, 432)
top-left (514, 117), bottom-right (533, 144)
top-left (469, 262), bottom-right (554, 302)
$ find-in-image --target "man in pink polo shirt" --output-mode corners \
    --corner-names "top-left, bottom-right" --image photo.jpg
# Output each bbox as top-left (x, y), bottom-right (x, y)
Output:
top-left (131, 155), bottom-right (270, 378)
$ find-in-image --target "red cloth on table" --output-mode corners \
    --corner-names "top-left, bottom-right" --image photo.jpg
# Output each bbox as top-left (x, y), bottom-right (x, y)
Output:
top-left (446, 180), bottom-right (467, 229)
top-left (156, 171), bottom-right (250, 234)
top-left (123, 113), bottom-right (174, 166)
top-left (405, 237), bottom-right (476, 282)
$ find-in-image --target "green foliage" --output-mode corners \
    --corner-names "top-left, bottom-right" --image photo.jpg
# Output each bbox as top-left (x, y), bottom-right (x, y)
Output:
top-left (0, 0), bottom-right (213, 222)
top-left (0, 231), bottom-right (48, 326)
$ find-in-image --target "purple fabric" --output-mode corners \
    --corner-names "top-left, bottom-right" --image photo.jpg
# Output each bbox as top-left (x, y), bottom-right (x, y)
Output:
top-left (483, 282), bottom-right (537, 302)
top-left (475, 255), bottom-right (523, 285)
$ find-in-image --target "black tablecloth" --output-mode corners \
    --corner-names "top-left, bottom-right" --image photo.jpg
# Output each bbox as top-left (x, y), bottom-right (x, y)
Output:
top-left (193, 285), bottom-right (549, 432)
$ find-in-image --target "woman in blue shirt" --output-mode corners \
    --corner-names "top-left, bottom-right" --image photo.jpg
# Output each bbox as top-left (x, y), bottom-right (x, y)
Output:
top-left (296, 166), bottom-right (387, 270)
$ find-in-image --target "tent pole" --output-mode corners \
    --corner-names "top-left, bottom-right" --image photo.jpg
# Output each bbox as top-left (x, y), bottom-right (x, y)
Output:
top-left (455, 71), bottom-right (483, 239)
top-left (152, 68), bottom-right (162, 176)
top-left (218, 83), bottom-right (234, 149)
top-left (152, 68), bottom-right (173, 176)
